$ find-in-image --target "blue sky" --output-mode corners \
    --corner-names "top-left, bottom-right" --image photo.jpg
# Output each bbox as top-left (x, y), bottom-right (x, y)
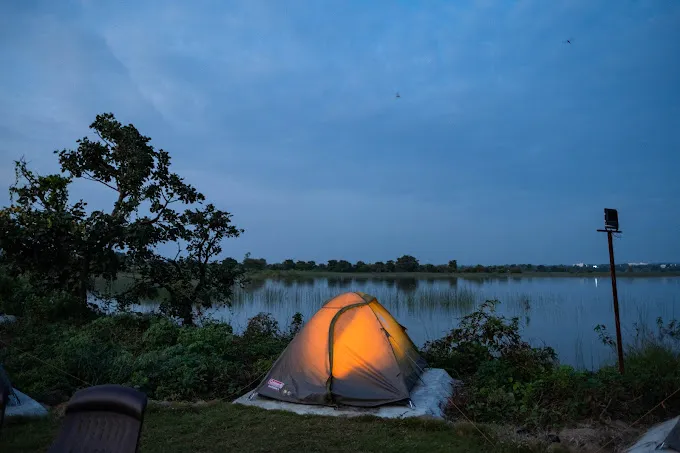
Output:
top-left (1, 0), bottom-right (678, 265)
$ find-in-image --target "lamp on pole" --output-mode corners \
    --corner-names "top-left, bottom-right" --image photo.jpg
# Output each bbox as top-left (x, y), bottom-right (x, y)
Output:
top-left (597, 208), bottom-right (624, 374)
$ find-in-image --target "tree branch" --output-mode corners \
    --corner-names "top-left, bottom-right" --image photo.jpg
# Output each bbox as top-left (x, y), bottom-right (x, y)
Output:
top-left (192, 232), bottom-right (218, 300)
top-left (95, 130), bottom-right (116, 150)
top-left (17, 162), bottom-right (52, 212)
top-left (140, 190), bottom-right (177, 225)
top-left (82, 171), bottom-right (119, 192)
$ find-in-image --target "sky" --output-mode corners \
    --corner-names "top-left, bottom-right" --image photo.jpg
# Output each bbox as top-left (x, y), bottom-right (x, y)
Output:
top-left (0, 0), bottom-right (679, 265)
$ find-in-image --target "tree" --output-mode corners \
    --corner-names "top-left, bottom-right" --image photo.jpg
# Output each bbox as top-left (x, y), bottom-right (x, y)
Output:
top-left (448, 260), bottom-right (458, 272)
top-left (281, 259), bottom-right (296, 270)
top-left (243, 254), bottom-right (267, 271)
top-left (223, 257), bottom-right (239, 268)
top-left (372, 261), bottom-right (386, 273)
top-left (421, 263), bottom-right (436, 273)
top-left (337, 260), bottom-right (354, 272)
top-left (354, 260), bottom-right (371, 272)
top-left (295, 260), bottom-right (316, 271)
top-left (395, 255), bottom-right (419, 272)
top-left (0, 113), bottom-right (245, 324)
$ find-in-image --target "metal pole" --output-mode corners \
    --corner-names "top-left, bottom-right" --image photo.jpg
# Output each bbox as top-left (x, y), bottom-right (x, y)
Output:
top-left (607, 230), bottom-right (625, 374)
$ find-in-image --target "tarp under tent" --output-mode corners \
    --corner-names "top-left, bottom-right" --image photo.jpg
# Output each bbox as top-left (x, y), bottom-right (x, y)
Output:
top-left (625, 415), bottom-right (680, 452)
top-left (0, 363), bottom-right (48, 418)
top-left (254, 291), bottom-right (428, 407)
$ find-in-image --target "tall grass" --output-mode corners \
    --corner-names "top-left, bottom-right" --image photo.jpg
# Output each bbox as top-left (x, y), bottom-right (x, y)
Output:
top-left (88, 274), bottom-right (680, 371)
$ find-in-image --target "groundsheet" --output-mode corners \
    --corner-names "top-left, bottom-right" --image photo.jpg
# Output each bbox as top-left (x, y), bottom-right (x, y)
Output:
top-left (234, 368), bottom-right (457, 420)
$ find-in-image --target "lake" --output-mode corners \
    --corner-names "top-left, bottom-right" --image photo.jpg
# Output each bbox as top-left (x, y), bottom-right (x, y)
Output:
top-left (126, 275), bottom-right (680, 370)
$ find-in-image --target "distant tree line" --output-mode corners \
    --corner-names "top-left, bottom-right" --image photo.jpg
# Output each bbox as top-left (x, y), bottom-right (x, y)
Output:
top-left (113, 251), bottom-right (678, 275)
top-left (233, 255), bottom-right (678, 274)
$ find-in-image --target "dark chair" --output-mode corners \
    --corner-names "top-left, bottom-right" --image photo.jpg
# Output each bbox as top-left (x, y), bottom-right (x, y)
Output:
top-left (48, 384), bottom-right (148, 453)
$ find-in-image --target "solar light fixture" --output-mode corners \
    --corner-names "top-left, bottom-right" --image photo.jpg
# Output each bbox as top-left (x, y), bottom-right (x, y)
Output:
top-left (604, 208), bottom-right (619, 231)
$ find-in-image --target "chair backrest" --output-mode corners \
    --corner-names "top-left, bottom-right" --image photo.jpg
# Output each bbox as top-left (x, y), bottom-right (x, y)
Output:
top-left (48, 384), bottom-right (148, 453)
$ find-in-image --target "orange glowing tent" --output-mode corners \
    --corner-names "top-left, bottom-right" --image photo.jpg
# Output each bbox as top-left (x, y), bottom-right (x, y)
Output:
top-left (254, 292), bottom-right (427, 407)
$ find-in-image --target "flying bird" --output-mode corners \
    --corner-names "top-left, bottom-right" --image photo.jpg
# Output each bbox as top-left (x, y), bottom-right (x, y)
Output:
top-left (563, 39), bottom-right (572, 44)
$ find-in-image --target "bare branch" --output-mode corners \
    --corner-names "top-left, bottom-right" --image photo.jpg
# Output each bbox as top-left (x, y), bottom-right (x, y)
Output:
top-left (82, 171), bottom-right (119, 192)
top-left (94, 130), bottom-right (116, 149)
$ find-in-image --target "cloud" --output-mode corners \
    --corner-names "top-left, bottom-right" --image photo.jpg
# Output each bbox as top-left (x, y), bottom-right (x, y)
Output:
top-left (1, 0), bottom-right (678, 263)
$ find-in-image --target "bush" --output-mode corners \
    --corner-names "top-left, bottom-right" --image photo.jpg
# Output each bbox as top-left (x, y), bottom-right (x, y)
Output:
top-left (424, 300), bottom-right (680, 429)
top-left (2, 291), bottom-right (678, 431)
top-left (0, 272), bottom-right (100, 324)
top-left (0, 311), bottom-right (303, 405)
top-left (423, 300), bottom-right (556, 379)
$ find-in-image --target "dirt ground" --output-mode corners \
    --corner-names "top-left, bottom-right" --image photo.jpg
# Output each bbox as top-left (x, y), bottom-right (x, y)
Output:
top-left (484, 419), bottom-right (646, 452)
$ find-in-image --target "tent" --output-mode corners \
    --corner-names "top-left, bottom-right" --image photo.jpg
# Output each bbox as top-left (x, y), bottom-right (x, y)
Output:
top-left (254, 291), bottom-right (428, 407)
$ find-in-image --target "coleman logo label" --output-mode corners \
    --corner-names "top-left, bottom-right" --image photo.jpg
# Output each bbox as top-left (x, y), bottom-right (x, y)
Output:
top-left (267, 378), bottom-right (284, 391)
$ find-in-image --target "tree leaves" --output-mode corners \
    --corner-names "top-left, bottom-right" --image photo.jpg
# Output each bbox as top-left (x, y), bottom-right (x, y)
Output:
top-left (0, 112), bottom-right (245, 324)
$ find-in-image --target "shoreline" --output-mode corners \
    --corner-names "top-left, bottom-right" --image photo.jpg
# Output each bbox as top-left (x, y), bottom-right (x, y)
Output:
top-left (249, 270), bottom-right (680, 279)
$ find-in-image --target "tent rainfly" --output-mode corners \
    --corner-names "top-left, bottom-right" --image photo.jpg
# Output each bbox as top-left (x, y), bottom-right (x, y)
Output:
top-left (254, 292), bottom-right (427, 407)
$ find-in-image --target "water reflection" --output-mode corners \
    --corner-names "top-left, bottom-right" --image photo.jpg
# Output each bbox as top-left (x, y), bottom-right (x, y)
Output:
top-left (395, 278), bottom-right (418, 293)
top-left (328, 276), bottom-right (353, 288)
top-left (115, 275), bottom-right (679, 371)
top-left (466, 278), bottom-right (486, 287)
top-left (245, 279), bottom-right (267, 291)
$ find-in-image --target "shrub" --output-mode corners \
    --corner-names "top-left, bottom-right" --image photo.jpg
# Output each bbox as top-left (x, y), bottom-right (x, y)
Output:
top-left (3, 293), bottom-right (678, 431)
top-left (426, 300), bottom-right (680, 429)
top-left (0, 311), bottom-right (304, 405)
top-left (423, 300), bottom-right (556, 379)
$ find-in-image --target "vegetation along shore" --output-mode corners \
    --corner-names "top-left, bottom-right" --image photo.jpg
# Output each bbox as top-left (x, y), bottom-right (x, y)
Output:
top-left (1, 115), bottom-right (678, 452)
top-left (250, 269), bottom-right (680, 279)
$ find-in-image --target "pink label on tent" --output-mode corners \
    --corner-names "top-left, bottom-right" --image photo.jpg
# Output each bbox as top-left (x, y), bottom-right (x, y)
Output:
top-left (267, 378), bottom-right (284, 390)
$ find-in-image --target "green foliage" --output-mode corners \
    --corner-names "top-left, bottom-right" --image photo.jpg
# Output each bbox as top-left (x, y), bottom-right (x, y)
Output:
top-left (242, 253), bottom-right (267, 271)
top-left (254, 257), bottom-right (678, 275)
top-left (287, 312), bottom-right (304, 337)
top-left (0, 272), bottom-right (99, 324)
top-left (424, 300), bottom-right (680, 429)
top-left (395, 255), bottom-right (419, 272)
top-left (2, 282), bottom-right (678, 430)
top-left (423, 300), bottom-right (556, 378)
top-left (0, 311), bottom-right (303, 405)
top-left (0, 113), bottom-right (246, 325)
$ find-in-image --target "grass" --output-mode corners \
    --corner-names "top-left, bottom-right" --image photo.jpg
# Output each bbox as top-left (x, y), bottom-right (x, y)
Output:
top-left (230, 286), bottom-right (479, 313)
top-left (97, 271), bottom-right (680, 292)
top-left (0, 403), bottom-right (562, 453)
